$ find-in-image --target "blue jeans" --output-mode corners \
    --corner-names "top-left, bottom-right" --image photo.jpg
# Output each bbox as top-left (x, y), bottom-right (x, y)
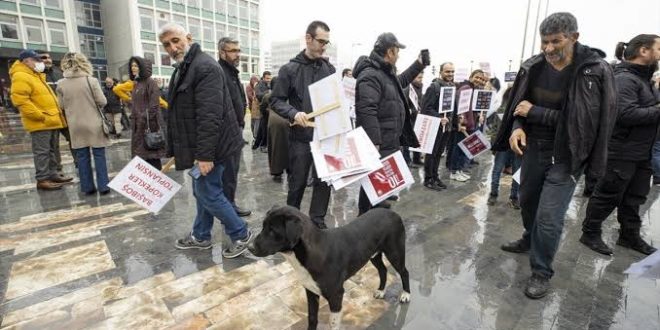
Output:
top-left (74, 147), bottom-right (109, 193)
top-left (652, 139), bottom-right (660, 180)
top-left (518, 139), bottom-right (579, 279)
top-left (449, 132), bottom-right (470, 172)
top-left (490, 150), bottom-right (521, 199)
top-left (191, 162), bottom-right (248, 242)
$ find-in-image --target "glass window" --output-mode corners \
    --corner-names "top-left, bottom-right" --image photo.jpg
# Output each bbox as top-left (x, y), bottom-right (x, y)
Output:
top-left (188, 18), bottom-right (200, 39)
top-left (23, 18), bottom-right (44, 43)
top-left (93, 65), bottom-right (107, 81)
top-left (203, 21), bottom-right (213, 42)
top-left (173, 15), bottom-right (186, 26)
top-left (171, 0), bottom-right (184, 3)
top-left (48, 21), bottom-right (67, 45)
top-left (215, 24), bottom-right (225, 40)
top-left (239, 28), bottom-right (248, 46)
top-left (139, 8), bottom-right (154, 32)
top-left (202, 0), bottom-right (213, 9)
top-left (160, 45), bottom-right (171, 66)
top-left (79, 33), bottom-right (106, 59)
top-left (75, 1), bottom-right (103, 28)
top-left (21, 0), bottom-right (39, 4)
top-left (251, 57), bottom-right (258, 75)
top-left (156, 12), bottom-right (170, 29)
top-left (143, 43), bottom-right (156, 64)
top-left (249, 3), bottom-right (258, 21)
top-left (238, 0), bottom-right (247, 19)
top-left (228, 0), bottom-right (237, 18)
top-left (227, 26), bottom-right (238, 39)
top-left (44, 0), bottom-right (61, 8)
top-left (250, 30), bottom-right (258, 49)
top-left (187, 0), bottom-right (199, 7)
top-left (0, 14), bottom-right (20, 40)
top-left (215, 0), bottom-right (226, 13)
top-left (240, 55), bottom-right (248, 73)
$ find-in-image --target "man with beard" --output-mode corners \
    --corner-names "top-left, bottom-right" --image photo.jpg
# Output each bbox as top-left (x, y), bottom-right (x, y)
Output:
top-left (217, 36), bottom-right (251, 217)
top-left (493, 12), bottom-right (616, 298)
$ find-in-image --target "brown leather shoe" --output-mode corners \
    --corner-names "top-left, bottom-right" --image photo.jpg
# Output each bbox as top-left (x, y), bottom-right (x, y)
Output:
top-left (52, 175), bottom-right (74, 183)
top-left (36, 180), bottom-right (64, 190)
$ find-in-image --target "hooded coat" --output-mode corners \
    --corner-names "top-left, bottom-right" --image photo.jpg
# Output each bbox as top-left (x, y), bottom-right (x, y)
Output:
top-left (270, 51), bottom-right (336, 142)
top-left (56, 69), bottom-right (109, 149)
top-left (129, 56), bottom-right (167, 160)
top-left (492, 42), bottom-right (616, 180)
top-left (353, 51), bottom-right (423, 153)
top-left (9, 60), bottom-right (66, 132)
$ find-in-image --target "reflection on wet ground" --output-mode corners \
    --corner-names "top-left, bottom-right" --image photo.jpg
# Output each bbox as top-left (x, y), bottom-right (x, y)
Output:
top-left (0, 130), bottom-right (659, 329)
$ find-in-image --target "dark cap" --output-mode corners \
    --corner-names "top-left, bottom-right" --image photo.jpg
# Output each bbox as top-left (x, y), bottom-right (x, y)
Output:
top-left (374, 32), bottom-right (406, 51)
top-left (18, 49), bottom-right (42, 61)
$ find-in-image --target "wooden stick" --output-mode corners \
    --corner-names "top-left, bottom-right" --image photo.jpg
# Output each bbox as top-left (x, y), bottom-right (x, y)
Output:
top-left (306, 103), bottom-right (341, 119)
top-left (161, 157), bottom-right (175, 173)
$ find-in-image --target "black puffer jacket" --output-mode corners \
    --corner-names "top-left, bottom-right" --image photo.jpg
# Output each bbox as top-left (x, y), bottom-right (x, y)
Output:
top-left (218, 58), bottom-right (246, 128)
top-left (353, 52), bottom-right (424, 153)
top-left (608, 62), bottom-right (660, 161)
top-left (493, 42), bottom-right (616, 179)
top-left (166, 43), bottom-right (242, 170)
top-left (270, 51), bottom-right (335, 142)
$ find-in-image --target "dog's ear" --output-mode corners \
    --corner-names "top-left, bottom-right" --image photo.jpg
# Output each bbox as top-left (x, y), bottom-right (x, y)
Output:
top-left (284, 217), bottom-right (303, 249)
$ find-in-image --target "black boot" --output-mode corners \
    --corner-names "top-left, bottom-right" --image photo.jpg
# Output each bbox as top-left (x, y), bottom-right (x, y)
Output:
top-left (579, 232), bottom-right (613, 256)
top-left (524, 273), bottom-right (550, 299)
top-left (617, 229), bottom-right (657, 255)
top-left (501, 238), bottom-right (530, 253)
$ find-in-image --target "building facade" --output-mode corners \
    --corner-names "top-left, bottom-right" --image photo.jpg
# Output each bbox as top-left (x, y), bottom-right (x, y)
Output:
top-left (269, 37), bottom-right (337, 75)
top-left (0, 0), bottom-right (261, 85)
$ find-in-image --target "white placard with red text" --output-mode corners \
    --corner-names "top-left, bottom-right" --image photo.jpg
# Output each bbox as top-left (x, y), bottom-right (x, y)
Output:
top-left (409, 114), bottom-right (440, 154)
top-left (360, 151), bottom-right (414, 206)
top-left (457, 130), bottom-right (491, 160)
top-left (108, 156), bottom-right (182, 213)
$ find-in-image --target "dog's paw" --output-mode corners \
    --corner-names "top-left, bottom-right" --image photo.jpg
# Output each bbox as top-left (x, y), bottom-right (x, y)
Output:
top-left (373, 290), bottom-right (385, 299)
top-left (399, 292), bottom-right (411, 303)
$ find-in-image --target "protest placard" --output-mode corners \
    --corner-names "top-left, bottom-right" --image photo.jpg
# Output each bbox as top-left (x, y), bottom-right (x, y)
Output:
top-left (309, 74), bottom-right (352, 140)
top-left (360, 151), bottom-right (414, 206)
top-left (504, 71), bottom-right (517, 82)
top-left (108, 156), bottom-right (182, 213)
top-left (408, 88), bottom-right (419, 112)
top-left (472, 90), bottom-right (495, 112)
top-left (342, 77), bottom-right (357, 120)
top-left (311, 127), bottom-right (381, 180)
top-left (439, 86), bottom-right (455, 113)
top-left (457, 130), bottom-right (491, 160)
top-left (455, 68), bottom-right (469, 83)
top-left (409, 114), bottom-right (441, 154)
top-left (457, 88), bottom-right (473, 115)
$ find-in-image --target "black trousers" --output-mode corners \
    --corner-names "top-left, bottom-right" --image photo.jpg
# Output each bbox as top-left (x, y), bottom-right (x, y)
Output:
top-left (583, 159), bottom-right (652, 234)
top-left (253, 110), bottom-right (269, 148)
top-left (222, 149), bottom-right (241, 207)
top-left (358, 148), bottom-right (397, 215)
top-left (286, 139), bottom-right (331, 226)
top-left (423, 129), bottom-right (450, 183)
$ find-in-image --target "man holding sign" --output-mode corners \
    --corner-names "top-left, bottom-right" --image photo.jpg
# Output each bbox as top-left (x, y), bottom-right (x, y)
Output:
top-left (354, 32), bottom-right (428, 214)
top-left (492, 12), bottom-right (616, 299)
top-left (270, 21), bottom-right (336, 229)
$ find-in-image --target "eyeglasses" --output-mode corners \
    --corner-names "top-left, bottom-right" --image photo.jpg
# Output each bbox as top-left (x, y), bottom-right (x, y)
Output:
top-left (313, 37), bottom-right (331, 46)
top-left (223, 49), bottom-right (241, 53)
top-left (40, 55), bottom-right (51, 60)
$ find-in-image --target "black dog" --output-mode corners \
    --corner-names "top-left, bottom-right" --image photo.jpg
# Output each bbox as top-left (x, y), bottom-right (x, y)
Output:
top-left (248, 206), bottom-right (410, 330)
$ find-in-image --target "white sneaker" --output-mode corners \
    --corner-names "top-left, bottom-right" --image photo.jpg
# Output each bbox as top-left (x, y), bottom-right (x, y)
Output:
top-left (458, 171), bottom-right (471, 180)
top-left (450, 172), bottom-right (468, 182)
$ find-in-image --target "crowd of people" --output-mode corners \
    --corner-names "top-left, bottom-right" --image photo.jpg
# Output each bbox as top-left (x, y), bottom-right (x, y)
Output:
top-left (6, 11), bottom-right (660, 300)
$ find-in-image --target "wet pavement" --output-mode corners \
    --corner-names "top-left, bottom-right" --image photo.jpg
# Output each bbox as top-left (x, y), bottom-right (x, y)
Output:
top-left (1, 124), bottom-right (659, 329)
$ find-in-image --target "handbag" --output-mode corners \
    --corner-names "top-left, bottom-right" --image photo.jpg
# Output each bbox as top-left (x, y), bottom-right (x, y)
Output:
top-left (86, 77), bottom-right (114, 136)
top-left (144, 106), bottom-right (165, 150)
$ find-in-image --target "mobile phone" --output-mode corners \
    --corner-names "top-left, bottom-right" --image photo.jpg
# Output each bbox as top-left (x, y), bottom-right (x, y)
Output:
top-left (421, 49), bottom-right (430, 66)
top-left (188, 164), bottom-right (201, 180)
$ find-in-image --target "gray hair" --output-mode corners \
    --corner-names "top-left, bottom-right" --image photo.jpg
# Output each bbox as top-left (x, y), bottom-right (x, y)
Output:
top-left (217, 37), bottom-right (239, 51)
top-left (539, 12), bottom-right (578, 36)
top-left (158, 23), bottom-right (189, 39)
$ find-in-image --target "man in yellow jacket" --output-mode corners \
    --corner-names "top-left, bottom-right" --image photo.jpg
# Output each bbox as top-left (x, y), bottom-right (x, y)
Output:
top-left (10, 49), bottom-right (71, 190)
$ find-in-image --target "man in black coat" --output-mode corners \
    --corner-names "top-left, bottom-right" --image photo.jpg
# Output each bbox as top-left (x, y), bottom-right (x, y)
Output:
top-left (253, 71), bottom-right (272, 151)
top-left (160, 23), bottom-right (253, 259)
top-left (580, 34), bottom-right (660, 256)
top-left (492, 12), bottom-right (616, 299)
top-left (353, 32), bottom-right (427, 215)
top-left (217, 36), bottom-right (251, 217)
top-left (270, 21), bottom-right (336, 229)
top-left (402, 72), bottom-right (424, 168)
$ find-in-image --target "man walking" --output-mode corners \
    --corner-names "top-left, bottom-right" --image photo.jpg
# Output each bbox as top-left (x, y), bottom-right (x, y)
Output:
top-left (493, 12), bottom-right (616, 298)
top-left (159, 23), bottom-right (253, 258)
top-left (270, 21), bottom-right (336, 229)
top-left (217, 36), bottom-right (252, 217)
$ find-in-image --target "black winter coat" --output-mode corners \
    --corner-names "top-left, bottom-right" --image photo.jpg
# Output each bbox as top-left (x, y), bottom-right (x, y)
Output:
top-left (166, 43), bottom-right (242, 170)
top-left (493, 42), bottom-right (616, 180)
top-left (218, 59), bottom-right (246, 128)
top-left (103, 85), bottom-right (123, 114)
top-left (255, 80), bottom-right (270, 102)
top-left (271, 51), bottom-right (335, 142)
top-left (353, 52), bottom-right (423, 153)
top-left (608, 62), bottom-right (660, 161)
top-left (421, 79), bottom-right (455, 129)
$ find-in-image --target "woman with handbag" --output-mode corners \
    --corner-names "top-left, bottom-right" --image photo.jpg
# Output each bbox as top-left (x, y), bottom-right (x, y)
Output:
top-left (127, 56), bottom-right (166, 170)
top-left (56, 52), bottom-right (110, 195)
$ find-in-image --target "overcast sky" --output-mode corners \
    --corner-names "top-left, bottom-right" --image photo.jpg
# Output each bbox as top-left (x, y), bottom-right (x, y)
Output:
top-left (261, 0), bottom-right (660, 82)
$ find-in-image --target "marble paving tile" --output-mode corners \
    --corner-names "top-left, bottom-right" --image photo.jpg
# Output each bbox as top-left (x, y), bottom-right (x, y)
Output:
top-left (0, 172), bottom-right (118, 195)
top-left (0, 202), bottom-right (135, 233)
top-left (91, 291), bottom-right (175, 330)
top-left (112, 271), bottom-right (177, 300)
top-left (10, 210), bottom-right (148, 255)
top-left (206, 295), bottom-right (301, 330)
top-left (1, 277), bottom-right (123, 327)
top-left (171, 263), bottom-right (285, 321)
top-left (5, 241), bottom-right (116, 300)
top-left (457, 189), bottom-right (489, 207)
top-left (163, 314), bottom-right (211, 330)
top-left (0, 309), bottom-right (70, 330)
top-left (0, 155), bottom-right (74, 170)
